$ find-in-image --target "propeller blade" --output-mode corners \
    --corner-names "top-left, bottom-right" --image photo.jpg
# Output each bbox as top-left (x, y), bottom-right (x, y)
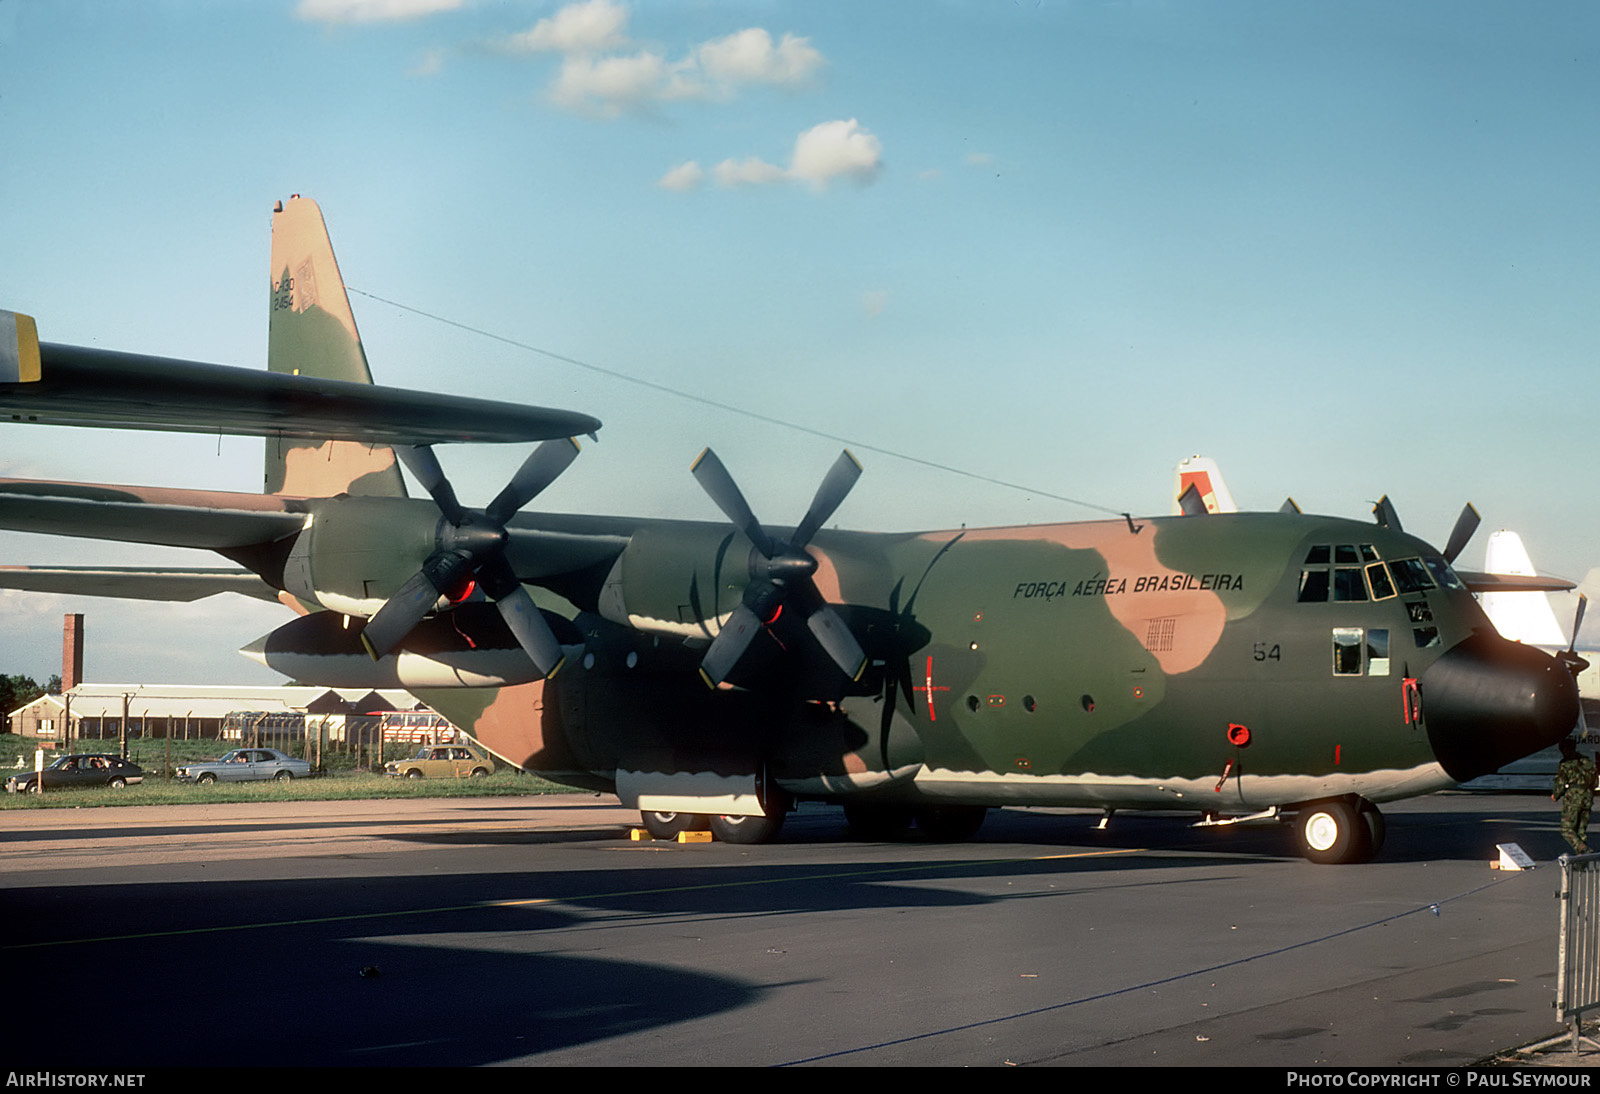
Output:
top-left (395, 445), bottom-right (465, 525)
top-left (1572, 594), bottom-right (1589, 654)
top-left (1373, 496), bottom-right (1402, 531)
top-left (494, 584), bottom-right (567, 678)
top-left (1279, 497), bottom-right (1301, 514)
top-left (361, 569), bottom-right (447, 659)
top-left (792, 450), bottom-right (862, 548)
top-left (1442, 503), bottom-right (1481, 564)
top-left (485, 437), bottom-right (581, 525)
top-left (691, 448), bottom-right (774, 556)
top-left (476, 554), bottom-right (568, 677)
top-left (699, 604), bottom-right (764, 687)
top-left (807, 605), bottom-right (868, 681)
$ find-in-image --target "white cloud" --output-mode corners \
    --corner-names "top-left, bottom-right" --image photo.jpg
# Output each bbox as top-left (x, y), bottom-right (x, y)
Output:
top-left (664, 119), bottom-right (885, 193)
top-left (714, 156), bottom-right (787, 187)
top-left (964, 151), bottom-right (994, 167)
top-left (503, 0), bottom-right (629, 55)
top-left (549, 51), bottom-right (703, 116)
top-left (862, 290), bottom-right (888, 318)
top-left (294, 0), bottom-right (463, 23)
top-left (697, 28), bottom-right (823, 90)
top-left (789, 119), bottom-right (882, 189)
top-left (500, 3), bottom-right (828, 116)
top-left (657, 161), bottom-right (704, 192)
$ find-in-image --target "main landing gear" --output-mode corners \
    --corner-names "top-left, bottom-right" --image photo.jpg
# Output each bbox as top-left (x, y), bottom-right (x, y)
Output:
top-left (638, 789), bottom-right (791, 845)
top-left (1293, 796), bottom-right (1385, 865)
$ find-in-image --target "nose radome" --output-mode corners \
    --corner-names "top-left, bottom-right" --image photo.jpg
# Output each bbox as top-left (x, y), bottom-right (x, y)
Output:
top-left (1422, 630), bottom-right (1580, 783)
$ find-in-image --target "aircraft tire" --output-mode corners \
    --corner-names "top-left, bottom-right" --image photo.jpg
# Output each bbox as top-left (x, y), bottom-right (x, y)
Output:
top-left (708, 811), bottom-right (785, 844)
top-left (1358, 799), bottom-right (1386, 858)
top-left (843, 802), bottom-right (914, 840)
top-left (914, 805), bottom-right (988, 843)
top-left (1295, 799), bottom-right (1373, 865)
top-left (641, 811), bottom-right (706, 840)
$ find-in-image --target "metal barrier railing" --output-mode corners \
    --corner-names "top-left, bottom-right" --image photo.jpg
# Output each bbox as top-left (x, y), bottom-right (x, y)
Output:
top-left (1556, 852), bottom-right (1600, 1051)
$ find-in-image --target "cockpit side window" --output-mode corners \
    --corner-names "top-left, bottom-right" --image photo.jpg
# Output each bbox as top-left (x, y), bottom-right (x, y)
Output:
top-left (1389, 558), bottom-right (1435, 595)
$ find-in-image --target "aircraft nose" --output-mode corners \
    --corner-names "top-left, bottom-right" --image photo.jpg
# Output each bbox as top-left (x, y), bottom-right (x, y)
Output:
top-left (1422, 630), bottom-right (1580, 783)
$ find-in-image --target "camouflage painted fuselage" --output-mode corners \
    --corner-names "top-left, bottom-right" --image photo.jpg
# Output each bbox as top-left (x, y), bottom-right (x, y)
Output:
top-left (373, 507), bottom-right (1574, 816)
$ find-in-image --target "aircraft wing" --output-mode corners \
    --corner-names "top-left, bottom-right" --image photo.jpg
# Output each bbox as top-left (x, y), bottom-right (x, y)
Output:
top-left (0, 479), bottom-right (306, 549)
top-left (0, 565), bottom-right (279, 602)
top-left (2, 319), bottom-right (600, 445)
top-left (1455, 570), bottom-right (1576, 594)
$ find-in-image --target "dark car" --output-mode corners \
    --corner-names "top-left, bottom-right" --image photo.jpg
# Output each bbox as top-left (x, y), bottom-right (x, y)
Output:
top-left (6, 753), bottom-right (145, 793)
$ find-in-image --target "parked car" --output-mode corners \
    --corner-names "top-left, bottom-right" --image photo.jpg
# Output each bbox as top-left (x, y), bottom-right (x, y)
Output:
top-left (385, 743), bottom-right (495, 780)
top-left (175, 748), bottom-right (313, 784)
top-left (6, 754), bottom-right (145, 793)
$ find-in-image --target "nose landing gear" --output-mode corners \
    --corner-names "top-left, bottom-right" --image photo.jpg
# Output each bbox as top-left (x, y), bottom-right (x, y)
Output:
top-left (1294, 796), bottom-right (1385, 864)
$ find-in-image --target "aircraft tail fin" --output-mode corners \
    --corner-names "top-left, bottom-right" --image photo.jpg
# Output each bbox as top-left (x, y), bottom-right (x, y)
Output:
top-left (1481, 530), bottom-right (1568, 646)
top-left (1172, 456), bottom-right (1238, 515)
top-left (265, 196), bottom-right (406, 499)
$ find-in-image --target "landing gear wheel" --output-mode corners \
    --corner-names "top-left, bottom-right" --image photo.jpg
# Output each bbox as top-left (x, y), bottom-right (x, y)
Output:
top-left (1295, 799), bottom-right (1373, 865)
top-left (914, 805), bottom-right (988, 843)
top-left (641, 811), bottom-right (707, 840)
top-left (708, 810), bottom-right (786, 845)
top-left (1358, 799), bottom-right (1386, 859)
top-left (843, 802), bottom-right (914, 840)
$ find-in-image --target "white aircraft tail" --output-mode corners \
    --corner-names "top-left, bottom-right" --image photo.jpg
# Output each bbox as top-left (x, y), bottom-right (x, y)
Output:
top-left (1481, 530), bottom-right (1569, 646)
top-left (264, 196), bottom-right (406, 499)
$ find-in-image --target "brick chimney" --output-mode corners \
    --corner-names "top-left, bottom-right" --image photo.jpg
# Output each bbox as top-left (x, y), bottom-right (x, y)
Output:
top-left (62, 613), bottom-right (84, 692)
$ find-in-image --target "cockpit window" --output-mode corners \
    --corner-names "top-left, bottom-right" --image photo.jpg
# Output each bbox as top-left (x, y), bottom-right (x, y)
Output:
top-left (1359, 544), bottom-right (1378, 562)
top-left (1304, 545), bottom-right (1330, 565)
top-left (1423, 556), bottom-right (1465, 591)
top-left (1389, 558), bottom-right (1435, 595)
top-left (1366, 562), bottom-right (1396, 600)
top-left (1298, 569), bottom-right (1330, 602)
top-left (1332, 568), bottom-right (1368, 602)
top-left (1334, 545), bottom-right (1359, 565)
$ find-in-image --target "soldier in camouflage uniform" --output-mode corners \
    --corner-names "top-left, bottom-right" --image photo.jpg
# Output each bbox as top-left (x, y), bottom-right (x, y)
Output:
top-left (1552, 738), bottom-right (1596, 854)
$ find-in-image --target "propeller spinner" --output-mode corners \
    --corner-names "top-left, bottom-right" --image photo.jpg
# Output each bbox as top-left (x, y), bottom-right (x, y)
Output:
top-left (691, 448), bottom-right (869, 687)
top-left (359, 438), bottom-right (581, 677)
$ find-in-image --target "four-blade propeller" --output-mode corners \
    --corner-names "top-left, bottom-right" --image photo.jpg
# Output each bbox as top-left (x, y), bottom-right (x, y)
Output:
top-left (1372, 496), bottom-right (1481, 565)
top-left (359, 438), bottom-right (581, 677)
top-left (691, 448), bottom-right (868, 687)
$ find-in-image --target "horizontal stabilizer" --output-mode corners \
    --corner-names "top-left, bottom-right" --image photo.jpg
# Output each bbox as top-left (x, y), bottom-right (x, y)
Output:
top-left (0, 335), bottom-right (601, 445)
top-left (0, 479), bottom-right (306, 549)
top-left (0, 565), bottom-right (277, 602)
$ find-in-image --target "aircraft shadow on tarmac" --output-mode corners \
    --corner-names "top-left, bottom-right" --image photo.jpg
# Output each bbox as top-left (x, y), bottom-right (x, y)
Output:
top-left (6, 798), bottom-right (1569, 1066)
top-left (380, 797), bottom-right (1576, 866)
top-left (3, 848), bottom-right (1314, 1066)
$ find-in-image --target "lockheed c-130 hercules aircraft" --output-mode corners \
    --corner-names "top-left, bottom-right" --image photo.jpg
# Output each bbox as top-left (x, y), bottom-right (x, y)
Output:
top-left (0, 197), bottom-right (1580, 863)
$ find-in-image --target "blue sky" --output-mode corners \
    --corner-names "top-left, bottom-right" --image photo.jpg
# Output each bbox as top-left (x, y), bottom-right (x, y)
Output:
top-left (2, 0), bottom-right (1597, 685)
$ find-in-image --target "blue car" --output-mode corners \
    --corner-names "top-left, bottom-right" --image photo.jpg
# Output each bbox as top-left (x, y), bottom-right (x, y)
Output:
top-left (176, 748), bottom-right (313, 784)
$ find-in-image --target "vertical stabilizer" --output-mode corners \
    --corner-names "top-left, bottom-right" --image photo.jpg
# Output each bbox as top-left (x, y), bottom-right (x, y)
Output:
top-left (1171, 456), bottom-right (1238, 515)
top-left (1481, 530), bottom-right (1568, 646)
top-left (265, 196), bottom-right (406, 498)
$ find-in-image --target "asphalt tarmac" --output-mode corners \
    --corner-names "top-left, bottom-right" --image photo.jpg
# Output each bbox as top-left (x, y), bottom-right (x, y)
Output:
top-left (0, 791), bottom-right (1587, 1067)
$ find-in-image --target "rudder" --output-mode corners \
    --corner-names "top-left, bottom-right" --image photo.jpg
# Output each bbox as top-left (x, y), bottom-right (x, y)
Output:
top-left (265, 195), bottom-right (406, 498)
